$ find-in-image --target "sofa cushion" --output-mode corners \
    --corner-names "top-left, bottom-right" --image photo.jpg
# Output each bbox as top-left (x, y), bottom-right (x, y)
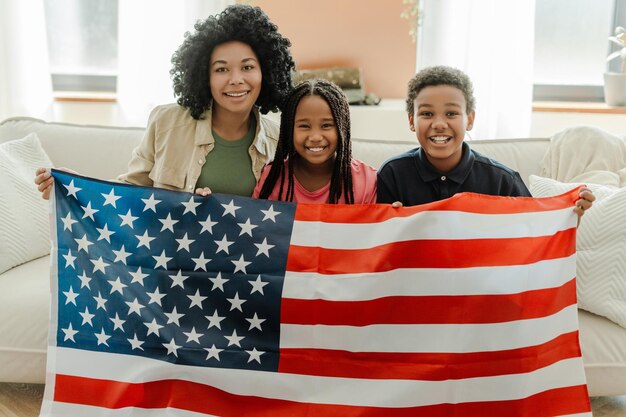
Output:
top-left (0, 133), bottom-right (53, 274)
top-left (529, 175), bottom-right (626, 331)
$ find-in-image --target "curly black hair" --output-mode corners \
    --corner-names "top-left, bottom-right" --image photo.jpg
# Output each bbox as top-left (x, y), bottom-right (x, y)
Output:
top-left (406, 65), bottom-right (476, 115)
top-left (258, 79), bottom-right (354, 204)
top-left (170, 4), bottom-right (295, 119)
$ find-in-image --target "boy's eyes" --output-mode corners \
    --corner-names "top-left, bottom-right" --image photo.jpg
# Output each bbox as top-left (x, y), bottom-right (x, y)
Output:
top-left (418, 111), bottom-right (460, 117)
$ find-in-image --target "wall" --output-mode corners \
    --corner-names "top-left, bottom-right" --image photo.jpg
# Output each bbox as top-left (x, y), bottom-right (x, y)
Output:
top-left (248, 0), bottom-right (416, 99)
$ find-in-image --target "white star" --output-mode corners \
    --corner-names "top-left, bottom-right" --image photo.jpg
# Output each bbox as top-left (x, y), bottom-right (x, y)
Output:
top-left (165, 306), bottom-right (184, 326)
top-left (96, 223), bottom-right (115, 243)
top-left (78, 271), bottom-right (92, 289)
top-left (187, 289), bottom-right (207, 309)
top-left (63, 179), bottom-right (82, 198)
top-left (158, 213), bottom-right (179, 233)
top-left (61, 212), bottom-right (78, 231)
top-left (129, 266), bottom-right (149, 286)
top-left (183, 327), bottom-right (204, 344)
top-left (135, 230), bottom-right (155, 249)
top-left (74, 234), bottom-right (93, 253)
top-left (191, 252), bottom-right (210, 271)
top-left (146, 287), bottom-right (166, 305)
top-left (246, 313), bottom-right (266, 331)
top-left (144, 319), bottom-right (163, 336)
top-left (125, 297), bottom-right (145, 316)
top-left (63, 250), bottom-right (77, 269)
top-left (108, 277), bottom-right (128, 295)
top-left (118, 209), bottom-right (138, 228)
top-left (249, 275), bottom-right (269, 295)
top-left (63, 286), bottom-right (79, 305)
top-left (112, 245), bottom-right (131, 265)
top-left (204, 344), bottom-right (223, 361)
top-left (169, 270), bottom-right (188, 289)
top-left (231, 254), bottom-right (251, 274)
top-left (246, 347), bottom-right (264, 364)
top-left (95, 328), bottom-right (111, 346)
top-left (79, 307), bottom-right (95, 326)
top-left (224, 329), bottom-right (244, 347)
top-left (101, 188), bottom-right (122, 208)
top-left (182, 196), bottom-right (202, 215)
top-left (81, 201), bottom-right (99, 221)
top-left (128, 334), bottom-right (144, 351)
top-left (226, 292), bottom-right (246, 312)
top-left (91, 256), bottom-right (109, 274)
top-left (261, 204), bottom-right (281, 222)
top-left (94, 292), bottom-right (107, 311)
top-left (209, 272), bottom-right (229, 292)
top-left (109, 313), bottom-right (126, 331)
top-left (62, 323), bottom-right (78, 342)
top-left (237, 218), bottom-right (258, 237)
top-left (141, 193), bottom-right (161, 212)
top-left (199, 214), bottom-right (218, 234)
top-left (214, 235), bottom-right (234, 254)
top-left (175, 233), bottom-right (194, 252)
top-left (254, 238), bottom-right (274, 257)
top-left (153, 250), bottom-right (172, 269)
top-left (163, 338), bottom-right (181, 357)
top-left (205, 310), bottom-right (225, 330)
top-left (221, 199), bottom-right (241, 217)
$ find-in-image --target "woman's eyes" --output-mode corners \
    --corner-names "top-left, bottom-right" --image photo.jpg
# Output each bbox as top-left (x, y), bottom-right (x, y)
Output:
top-left (242, 65), bottom-right (256, 71)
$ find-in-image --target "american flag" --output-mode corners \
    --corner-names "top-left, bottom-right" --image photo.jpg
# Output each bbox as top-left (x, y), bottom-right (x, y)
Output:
top-left (40, 169), bottom-right (591, 417)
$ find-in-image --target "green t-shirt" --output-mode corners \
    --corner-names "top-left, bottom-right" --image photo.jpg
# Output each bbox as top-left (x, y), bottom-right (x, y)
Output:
top-left (196, 120), bottom-right (257, 196)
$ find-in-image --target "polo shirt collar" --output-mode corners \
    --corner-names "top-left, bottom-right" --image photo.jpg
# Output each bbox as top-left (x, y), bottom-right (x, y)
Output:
top-left (415, 142), bottom-right (475, 183)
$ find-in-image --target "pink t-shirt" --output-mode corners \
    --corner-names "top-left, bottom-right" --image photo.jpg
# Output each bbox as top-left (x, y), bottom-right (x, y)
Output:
top-left (252, 159), bottom-right (377, 204)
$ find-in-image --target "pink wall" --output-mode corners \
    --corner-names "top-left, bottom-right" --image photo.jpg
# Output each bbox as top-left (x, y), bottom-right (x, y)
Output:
top-left (248, 0), bottom-right (416, 99)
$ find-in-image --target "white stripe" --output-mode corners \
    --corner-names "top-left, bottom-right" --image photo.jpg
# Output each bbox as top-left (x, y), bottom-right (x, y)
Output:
top-left (290, 208), bottom-right (576, 249)
top-left (281, 304), bottom-right (579, 352)
top-left (283, 255), bottom-right (576, 300)
top-left (40, 401), bottom-right (217, 417)
top-left (49, 348), bottom-right (587, 408)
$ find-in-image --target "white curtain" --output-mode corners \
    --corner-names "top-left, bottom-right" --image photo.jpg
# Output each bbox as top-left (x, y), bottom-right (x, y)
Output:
top-left (116, 0), bottom-right (232, 127)
top-left (418, 0), bottom-right (536, 140)
top-left (0, 0), bottom-right (53, 121)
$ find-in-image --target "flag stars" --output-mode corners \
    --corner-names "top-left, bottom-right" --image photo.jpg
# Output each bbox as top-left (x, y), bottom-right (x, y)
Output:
top-left (101, 188), bottom-right (122, 208)
top-left (182, 196), bottom-right (202, 215)
top-left (226, 292), bottom-right (246, 312)
top-left (94, 292), bottom-right (107, 311)
top-left (77, 271), bottom-right (92, 289)
top-left (118, 209), bottom-right (138, 228)
top-left (209, 272), bottom-right (229, 292)
top-left (125, 298), bottom-right (145, 316)
top-left (63, 250), bottom-right (77, 269)
top-left (61, 212), bottom-right (78, 231)
top-left (183, 327), bottom-right (204, 344)
top-left (204, 344), bottom-right (223, 361)
top-left (214, 235), bottom-right (234, 254)
top-left (74, 234), bottom-right (93, 253)
top-left (61, 323), bottom-right (78, 342)
top-left (249, 275), bottom-right (269, 295)
top-left (191, 252), bottom-right (210, 271)
top-left (199, 215), bottom-right (217, 234)
top-left (129, 267), bottom-right (149, 286)
top-left (91, 257), bottom-right (109, 274)
top-left (188, 289), bottom-right (207, 309)
top-left (95, 329), bottom-right (111, 347)
top-left (153, 250), bottom-right (173, 269)
top-left (163, 338), bottom-right (181, 357)
top-left (237, 218), bottom-right (258, 237)
top-left (169, 270), bottom-right (188, 289)
top-left (109, 313), bottom-right (126, 331)
top-left (165, 306), bottom-right (184, 326)
top-left (175, 233), bottom-right (194, 252)
top-left (63, 286), bottom-right (79, 305)
top-left (246, 348), bottom-right (264, 364)
top-left (108, 277), bottom-right (128, 295)
top-left (232, 254), bottom-right (251, 274)
top-left (254, 238), bottom-right (274, 258)
top-left (141, 193), bottom-right (161, 212)
top-left (81, 202), bottom-right (99, 221)
top-left (261, 204), bottom-right (281, 222)
top-left (205, 310), bottom-right (225, 330)
top-left (112, 245), bottom-right (132, 265)
top-left (135, 230), bottom-right (156, 249)
top-left (96, 223), bottom-right (115, 243)
top-left (128, 334), bottom-right (145, 351)
top-left (79, 307), bottom-right (95, 326)
top-left (63, 180), bottom-right (82, 198)
top-left (221, 200), bottom-right (241, 217)
top-left (158, 213), bottom-right (179, 233)
top-left (145, 319), bottom-right (163, 337)
top-left (224, 329), bottom-right (244, 347)
top-left (146, 287), bottom-right (166, 306)
top-left (246, 313), bottom-right (266, 331)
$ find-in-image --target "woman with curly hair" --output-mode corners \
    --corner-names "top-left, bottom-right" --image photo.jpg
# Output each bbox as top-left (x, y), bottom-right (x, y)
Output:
top-left (35, 4), bottom-right (295, 198)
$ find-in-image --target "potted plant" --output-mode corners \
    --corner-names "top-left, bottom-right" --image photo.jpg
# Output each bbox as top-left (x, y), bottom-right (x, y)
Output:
top-left (604, 26), bottom-right (626, 106)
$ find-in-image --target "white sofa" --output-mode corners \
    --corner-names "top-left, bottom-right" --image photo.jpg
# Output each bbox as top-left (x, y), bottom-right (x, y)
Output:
top-left (1, 116), bottom-right (625, 397)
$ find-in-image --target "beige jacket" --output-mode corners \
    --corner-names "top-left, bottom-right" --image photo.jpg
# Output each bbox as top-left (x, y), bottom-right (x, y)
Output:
top-left (118, 103), bottom-right (279, 192)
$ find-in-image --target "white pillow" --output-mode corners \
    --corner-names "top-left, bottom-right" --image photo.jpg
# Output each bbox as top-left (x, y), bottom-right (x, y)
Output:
top-left (0, 133), bottom-right (53, 274)
top-left (529, 175), bottom-right (626, 329)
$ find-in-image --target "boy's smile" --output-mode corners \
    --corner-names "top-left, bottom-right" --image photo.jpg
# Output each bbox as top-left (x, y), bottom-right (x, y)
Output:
top-left (409, 85), bottom-right (475, 173)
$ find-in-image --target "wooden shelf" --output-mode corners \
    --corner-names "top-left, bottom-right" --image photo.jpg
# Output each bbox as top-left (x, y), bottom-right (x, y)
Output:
top-left (533, 101), bottom-right (626, 114)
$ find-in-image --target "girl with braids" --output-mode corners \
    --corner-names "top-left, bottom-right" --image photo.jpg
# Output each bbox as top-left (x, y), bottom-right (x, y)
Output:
top-left (252, 80), bottom-right (377, 204)
top-left (35, 4), bottom-right (295, 198)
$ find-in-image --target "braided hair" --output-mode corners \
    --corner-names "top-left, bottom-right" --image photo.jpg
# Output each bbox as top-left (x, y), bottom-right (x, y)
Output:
top-left (258, 79), bottom-right (354, 204)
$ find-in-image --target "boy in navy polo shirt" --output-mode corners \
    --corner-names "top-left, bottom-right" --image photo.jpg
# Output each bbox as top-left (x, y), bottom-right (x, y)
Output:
top-left (377, 66), bottom-right (594, 216)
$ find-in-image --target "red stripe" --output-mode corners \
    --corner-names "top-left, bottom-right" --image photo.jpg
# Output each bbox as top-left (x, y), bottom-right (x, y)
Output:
top-left (281, 278), bottom-right (577, 325)
top-left (294, 187), bottom-right (583, 223)
top-left (53, 374), bottom-right (590, 417)
top-left (286, 229), bottom-right (576, 273)
top-left (278, 331), bottom-right (582, 380)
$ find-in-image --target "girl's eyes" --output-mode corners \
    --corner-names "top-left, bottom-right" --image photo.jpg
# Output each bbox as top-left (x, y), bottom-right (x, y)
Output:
top-left (321, 123), bottom-right (335, 129)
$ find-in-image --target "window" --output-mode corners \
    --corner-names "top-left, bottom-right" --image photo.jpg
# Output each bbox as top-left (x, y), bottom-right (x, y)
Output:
top-left (44, 0), bottom-right (118, 92)
top-left (533, 0), bottom-right (626, 101)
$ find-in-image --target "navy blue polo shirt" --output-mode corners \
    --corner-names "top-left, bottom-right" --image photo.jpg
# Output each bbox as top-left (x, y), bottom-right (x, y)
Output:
top-left (377, 142), bottom-right (531, 206)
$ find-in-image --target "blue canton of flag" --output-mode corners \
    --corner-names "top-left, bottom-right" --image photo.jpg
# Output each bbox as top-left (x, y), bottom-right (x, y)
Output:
top-left (52, 169), bottom-right (296, 372)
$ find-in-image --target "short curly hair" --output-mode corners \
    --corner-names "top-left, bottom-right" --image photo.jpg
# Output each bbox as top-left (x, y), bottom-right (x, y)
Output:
top-left (170, 4), bottom-right (295, 119)
top-left (405, 66), bottom-right (476, 115)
